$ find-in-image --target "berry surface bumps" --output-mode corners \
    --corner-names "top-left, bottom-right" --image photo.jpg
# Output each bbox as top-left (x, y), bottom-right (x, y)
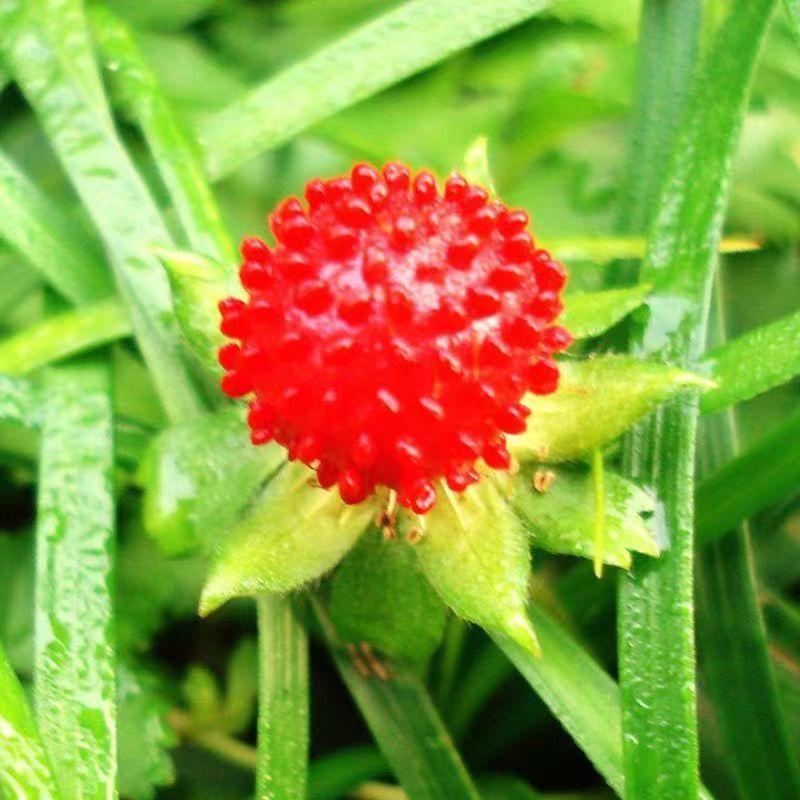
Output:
top-left (219, 162), bottom-right (570, 513)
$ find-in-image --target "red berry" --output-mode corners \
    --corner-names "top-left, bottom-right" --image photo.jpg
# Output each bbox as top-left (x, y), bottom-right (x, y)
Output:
top-left (219, 163), bottom-right (569, 512)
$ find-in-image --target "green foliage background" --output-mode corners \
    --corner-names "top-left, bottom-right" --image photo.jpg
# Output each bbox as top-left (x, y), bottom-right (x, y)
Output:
top-left (0, 1), bottom-right (799, 799)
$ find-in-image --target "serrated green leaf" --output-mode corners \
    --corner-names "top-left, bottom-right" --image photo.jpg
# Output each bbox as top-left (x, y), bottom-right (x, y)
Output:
top-left (143, 406), bottom-right (284, 555)
top-left (398, 480), bottom-right (539, 656)
top-left (562, 284), bottom-right (651, 340)
top-left (155, 248), bottom-right (235, 378)
top-left (200, 0), bottom-right (554, 178)
top-left (200, 463), bottom-right (377, 615)
top-left (0, 298), bottom-right (130, 376)
top-left (0, 638), bottom-right (61, 800)
top-left (118, 661), bottom-right (177, 800)
top-left (35, 362), bottom-right (116, 799)
top-left (509, 463), bottom-right (658, 568)
top-left (509, 356), bottom-right (709, 463)
top-left (331, 528), bottom-right (447, 663)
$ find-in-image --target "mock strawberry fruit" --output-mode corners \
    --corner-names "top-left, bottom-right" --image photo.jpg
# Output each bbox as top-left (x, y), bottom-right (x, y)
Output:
top-left (219, 162), bottom-right (570, 513)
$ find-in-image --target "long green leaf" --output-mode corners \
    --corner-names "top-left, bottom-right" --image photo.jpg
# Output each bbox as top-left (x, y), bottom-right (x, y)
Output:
top-left (0, 638), bottom-right (61, 799)
top-left (0, 373), bottom-right (43, 428)
top-left (561, 284), bottom-right (651, 340)
top-left (89, 7), bottom-right (236, 265)
top-left (200, 0), bottom-right (553, 179)
top-left (695, 290), bottom-right (800, 800)
top-left (0, 298), bottom-right (130, 376)
top-left (314, 600), bottom-right (481, 800)
top-left (700, 308), bottom-right (800, 414)
top-left (617, 2), bottom-right (778, 798)
top-left (696, 407), bottom-right (800, 544)
top-left (0, 150), bottom-right (110, 304)
top-left (256, 595), bottom-right (309, 800)
top-left (0, 0), bottom-right (205, 422)
top-left (35, 362), bottom-right (117, 798)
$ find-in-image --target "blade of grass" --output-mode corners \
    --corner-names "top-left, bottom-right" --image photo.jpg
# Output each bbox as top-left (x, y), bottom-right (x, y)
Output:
top-left (0, 373), bottom-right (43, 428)
top-left (546, 236), bottom-right (759, 262)
top-left (616, 0), bottom-right (701, 237)
top-left (696, 407), bottom-right (800, 544)
top-left (617, 2), bottom-right (778, 798)
top-left (695, 283), bottom-right (800, 800)
top-left (199, 0), bottom-right (553, 179)
top-left (308, 747), bottom-right (389, 800)
top-left (314, 599), bottom-right (481, 800)
top-left (494, 606), bottom-right (713, 799)
top-left (89, 8), bottom-right (236, 265)
top-left (700, 307), bottom-right (800, 414)
top-left (0, 0), bottom-right (205, 422)
top-left (34, 361), bottom-right (117, 798)
top-left (256, 595), bottom-right (310, 800)
top-left (0, 638), bottom-right (62, 799)
top-left (0, 149), bottom-right (110, 303)
top-left (0, 298), bottom-right (130, 376)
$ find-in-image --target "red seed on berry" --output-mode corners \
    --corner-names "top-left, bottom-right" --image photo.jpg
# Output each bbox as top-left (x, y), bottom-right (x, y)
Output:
top-left (219, 162), bottom-right (569, 512)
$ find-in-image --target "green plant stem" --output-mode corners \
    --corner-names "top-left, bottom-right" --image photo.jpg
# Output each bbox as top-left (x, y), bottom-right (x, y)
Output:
top-left (256, 594), bottom-right (310, 800)
top-left (0, 298), bottom-right (130, 376)
top-left (617, 2), bottom-right (777, 797)
top-left (314, 599), bottom-right (481, 800)
top-left (199, 0), bottom-right (553, 179)
top-left (34, 361), bottom-right (117, 799)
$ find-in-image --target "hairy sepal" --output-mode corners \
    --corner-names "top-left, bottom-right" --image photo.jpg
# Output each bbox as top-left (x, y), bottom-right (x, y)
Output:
top-left (398, 479), bottom-right (539, 656)
top-left (200, 463), bottom-right (377, 615)
top-left (510, 355), bottom-right (712, 462)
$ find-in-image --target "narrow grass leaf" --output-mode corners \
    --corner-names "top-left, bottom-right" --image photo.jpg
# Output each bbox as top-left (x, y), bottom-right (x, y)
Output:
top-left (89, 8), bottom-right (236, 265)
top-left (35, 361), bottom-right (117, 798)
top-left (0, 373), bottom-right (43, 428)
top-left (308, 746), bottom-right (388, 800)
top-left (696, 408), bottom-right (800, 544)
top-left (509, 356), bottom-right (708, 463)
top-left (200, 463), bottom-right (377, 615)
top-left (0, 149), bottom-right (110, 303)
top-left (0, 298), bottom-right (130, 376)
top-left (700, 308), bottom-right (800, 414)
top-left (256, 595), bottom-right (310, 800)
top-left (0, 0), bottom-right (205, 422)
top-left (617, 2), bottom-right (778, 798)
top-left (695, 299), bottom-right (800, 799)
top-left (200, 0), bottom-right (553, 179)
top-left (547, 236), bottom-right (759, 262)
top-left (315, 601), bottom-right (481, 800)
top-left (0, 639), bottom-right (61, 799)
top-left (561, 284), bottom-right (651, 340)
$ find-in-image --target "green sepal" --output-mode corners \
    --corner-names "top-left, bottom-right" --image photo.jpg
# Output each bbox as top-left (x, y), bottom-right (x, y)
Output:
top-left (142, 406), bottom-right (284, 556)
top-left (156, 248), bottom-right (237, 377)
top-left (330, 528), bottom-right (447, 664)
top-left (510, 355), bottom-right (712, 462)
top-left (200, 463), bottom-right (377, 615)
top-left (562, 284), bottom-right (652, 340)
top-left (397, 480), bottom-right (539, 657)
top-left (508, 463), bottom-right (658, 569)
